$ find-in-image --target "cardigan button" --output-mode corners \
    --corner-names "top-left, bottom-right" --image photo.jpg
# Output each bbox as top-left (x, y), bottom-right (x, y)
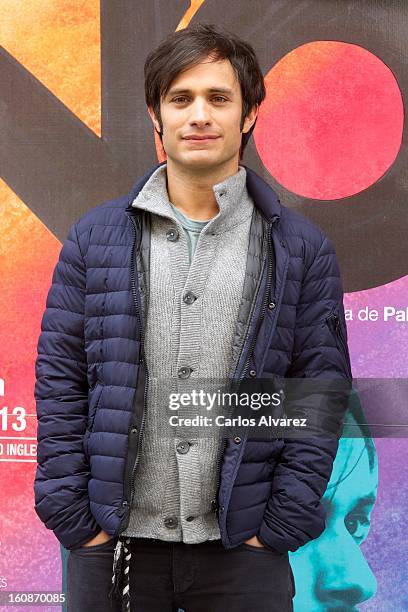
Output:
top-left (164, 516), bottom-right (178, 529)
top-left (166, 228), bottom-right (179, 242)
top-left (233, 436), bottom-right (242, 444)
top-left (176, 440), bottom-right (190, 454)
top-left (183, 292), bottom-right (197, 305)
top-left (178, 366), bottom-right (192, 379)
top-left (268, 301), bottom-right (276, 310)
top-left (249, 369), bottom-right (256, 377)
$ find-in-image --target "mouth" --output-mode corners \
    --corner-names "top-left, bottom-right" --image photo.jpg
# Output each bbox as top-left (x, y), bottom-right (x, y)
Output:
top-left (182, 136), bottom-right (220, 142)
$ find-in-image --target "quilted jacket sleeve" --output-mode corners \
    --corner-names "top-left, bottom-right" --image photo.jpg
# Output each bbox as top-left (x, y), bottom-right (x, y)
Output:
top-left (257, 235), bottom-right (352, 553)
top-left (34, 222), bottom-right (102, 550)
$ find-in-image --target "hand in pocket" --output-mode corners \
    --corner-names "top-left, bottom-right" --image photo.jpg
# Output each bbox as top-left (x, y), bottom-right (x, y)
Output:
top-left (81, 530), bottom-right (112, 548)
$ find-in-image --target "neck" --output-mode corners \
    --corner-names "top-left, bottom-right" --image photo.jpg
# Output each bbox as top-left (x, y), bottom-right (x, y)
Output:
top-left (165, 158), bottom-right (240, 221)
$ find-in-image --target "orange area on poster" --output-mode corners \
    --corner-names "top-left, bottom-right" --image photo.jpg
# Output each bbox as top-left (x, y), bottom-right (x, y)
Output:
top-left (0, 0), bottom-right (100, 135)
top-left (0, 179), bottom-right (61, 413)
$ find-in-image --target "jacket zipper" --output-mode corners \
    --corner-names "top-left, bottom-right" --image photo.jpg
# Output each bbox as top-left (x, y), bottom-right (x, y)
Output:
top-left (240, 221), bottom-right (275, 380)
top-left (211, 217), bottom-right (277, 516)
top-left (126, 213), bottom-right (149, 511)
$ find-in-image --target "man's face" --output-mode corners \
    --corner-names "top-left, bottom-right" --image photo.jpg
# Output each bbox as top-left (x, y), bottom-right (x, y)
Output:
top-left (148, 55), bottom-right (257, 170)
top-left (289, 435), bottom-right (378, 611)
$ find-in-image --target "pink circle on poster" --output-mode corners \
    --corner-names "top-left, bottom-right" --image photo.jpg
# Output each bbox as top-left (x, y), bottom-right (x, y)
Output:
top-left (254, 41), bottom-right (404, 200)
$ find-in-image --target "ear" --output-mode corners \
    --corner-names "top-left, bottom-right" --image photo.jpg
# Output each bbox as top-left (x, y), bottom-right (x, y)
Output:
top-left (147, 106), bottom-right (162, 134)
top-left (242, 105), bottom-right (259, 135)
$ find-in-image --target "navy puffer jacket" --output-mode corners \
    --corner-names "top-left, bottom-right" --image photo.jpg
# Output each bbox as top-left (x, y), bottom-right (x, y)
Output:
top-left (34, 162), bottom-right (352, 557)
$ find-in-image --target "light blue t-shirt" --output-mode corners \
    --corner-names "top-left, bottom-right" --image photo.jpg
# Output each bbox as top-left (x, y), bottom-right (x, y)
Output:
top-left (169, 203), bottom-right (212, 264)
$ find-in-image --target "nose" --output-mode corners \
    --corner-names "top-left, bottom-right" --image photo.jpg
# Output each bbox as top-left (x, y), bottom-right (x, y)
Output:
top-left (188, 97), bottom-right (212, 127)
top-left (315, 534), bottom-right (377, 607)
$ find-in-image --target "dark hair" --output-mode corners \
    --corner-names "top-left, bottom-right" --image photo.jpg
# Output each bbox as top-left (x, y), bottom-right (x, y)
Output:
top-left (327, 388), bottom-right (377, 497)
top-left (144, 23), bottom-right (266, 161)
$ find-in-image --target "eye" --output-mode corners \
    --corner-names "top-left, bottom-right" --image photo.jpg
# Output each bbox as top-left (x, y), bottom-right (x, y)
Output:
top-left (345, 512), bottom-right (371, 544)
top-left (171, 96), bottom-right (228, 104)
top-left (172, 96), bottom-right (188, 104)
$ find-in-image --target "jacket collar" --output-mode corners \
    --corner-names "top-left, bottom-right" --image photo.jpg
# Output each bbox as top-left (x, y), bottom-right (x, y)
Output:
top-left (125, 161), bottom-right (282, 223)
top-left (127, 161), bottom-right (254, 235)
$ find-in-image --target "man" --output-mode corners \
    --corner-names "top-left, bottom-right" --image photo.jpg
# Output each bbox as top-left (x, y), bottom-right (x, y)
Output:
top-left (34, 23), bottom-right (352, 612)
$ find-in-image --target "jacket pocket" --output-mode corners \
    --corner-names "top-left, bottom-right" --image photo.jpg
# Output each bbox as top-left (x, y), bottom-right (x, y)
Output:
top-left (238, 542), bottom-right (284, 555)
top-left (326, 311), bottom-right (352, 378)
top-left (84, 383), bottom-right (104, 459)
top-left (87, 362), bottom-right (101, 392)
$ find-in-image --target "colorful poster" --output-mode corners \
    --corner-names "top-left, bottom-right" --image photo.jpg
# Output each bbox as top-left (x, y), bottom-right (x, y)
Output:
top-left (0, 2), bottom-right (406, 610)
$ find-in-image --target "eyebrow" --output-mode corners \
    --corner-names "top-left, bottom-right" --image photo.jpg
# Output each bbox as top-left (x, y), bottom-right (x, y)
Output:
top-left (353, 493), bottom-right (377, 509)
top-left (166, 87), bottom-right (234, 97)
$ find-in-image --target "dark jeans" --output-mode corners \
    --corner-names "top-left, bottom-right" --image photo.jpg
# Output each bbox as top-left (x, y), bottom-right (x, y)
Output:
top-left (67, 536), bottom-right (295, 612)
